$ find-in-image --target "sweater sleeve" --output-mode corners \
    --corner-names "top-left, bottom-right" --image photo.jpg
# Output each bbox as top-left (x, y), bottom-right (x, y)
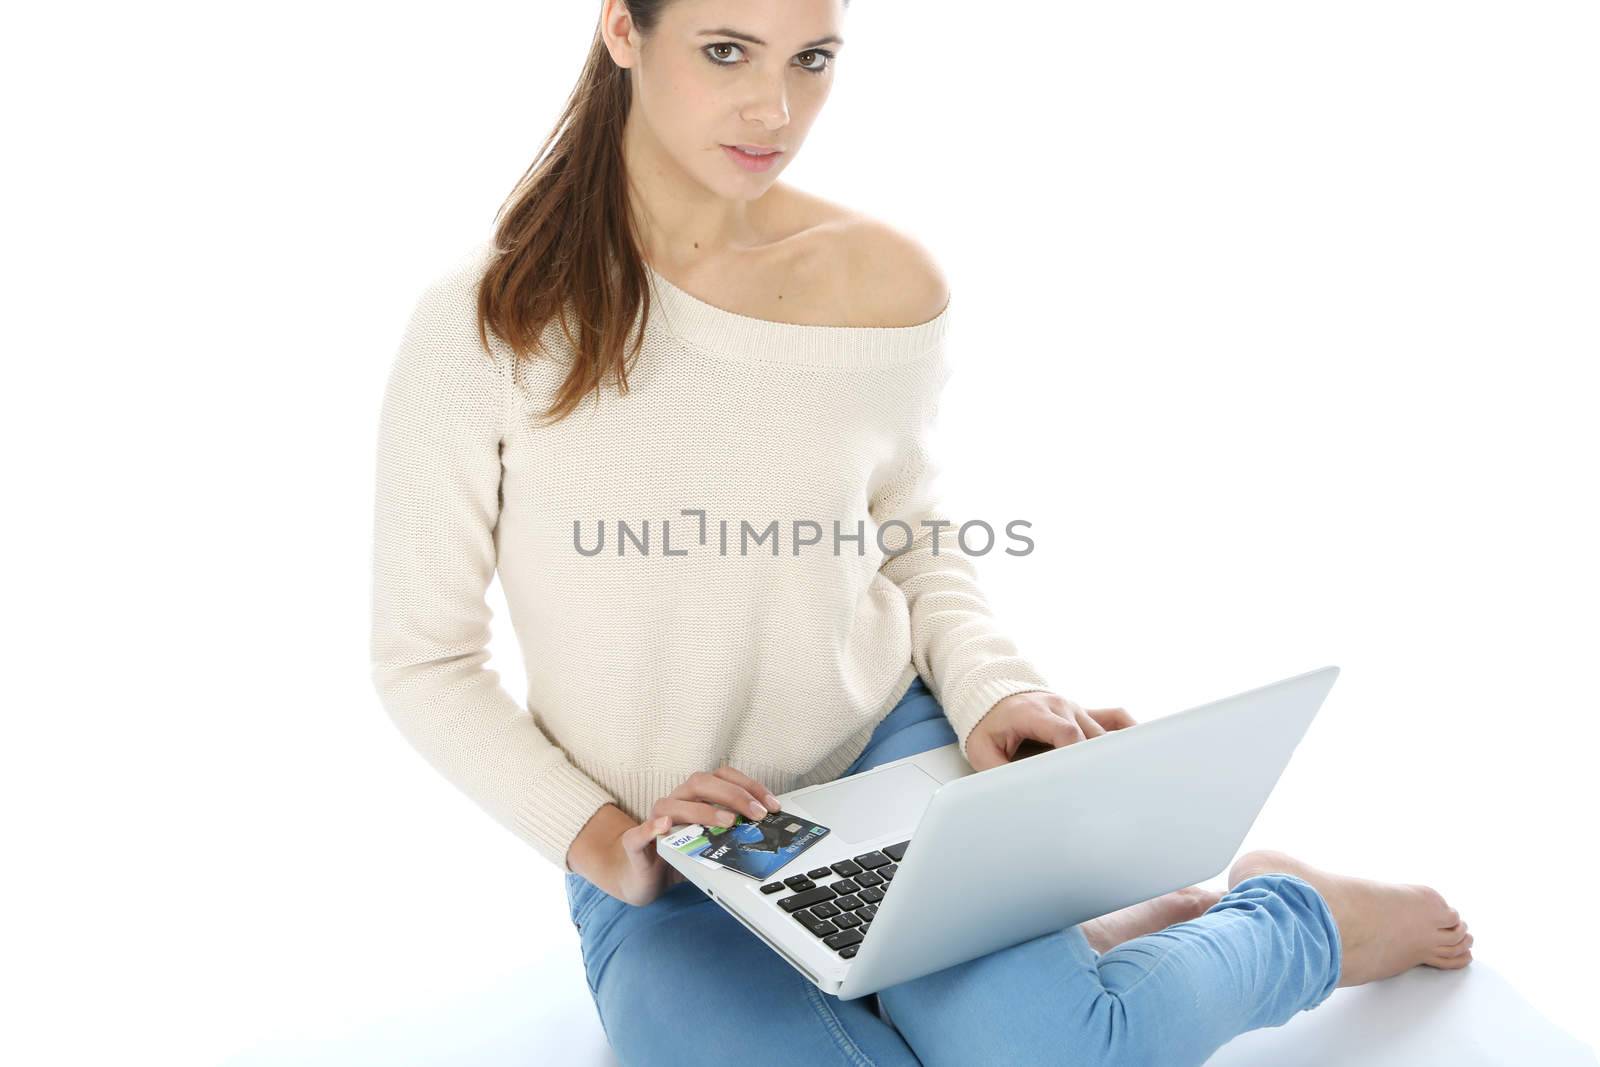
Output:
top-left (370, 277), bottom-right (620, 872)
top-left (870, 369), bottom-right (1053, 765)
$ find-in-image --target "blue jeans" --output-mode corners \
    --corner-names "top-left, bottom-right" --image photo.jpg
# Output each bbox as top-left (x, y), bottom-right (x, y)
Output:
top-left (564, 674), bottom-right (1342, 1066)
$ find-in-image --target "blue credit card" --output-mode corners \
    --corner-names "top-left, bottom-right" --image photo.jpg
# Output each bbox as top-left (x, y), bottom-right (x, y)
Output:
top-left (664, 810), bottom-right (831, 880)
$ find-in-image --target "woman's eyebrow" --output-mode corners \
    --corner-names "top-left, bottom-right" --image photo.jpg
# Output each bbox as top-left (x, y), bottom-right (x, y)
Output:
top-left (696, 27), bottom-right (845, 49)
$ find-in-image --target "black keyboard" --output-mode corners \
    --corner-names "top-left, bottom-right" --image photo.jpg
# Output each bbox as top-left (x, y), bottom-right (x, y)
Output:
top-left (757, 839), bottom-right (911, 959)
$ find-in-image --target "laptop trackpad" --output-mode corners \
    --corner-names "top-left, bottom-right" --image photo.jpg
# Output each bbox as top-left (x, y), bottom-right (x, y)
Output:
top-left (789, 763), bottom-right (941, 843)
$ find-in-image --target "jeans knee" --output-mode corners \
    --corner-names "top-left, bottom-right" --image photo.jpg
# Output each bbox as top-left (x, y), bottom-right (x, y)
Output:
top-left (1082, 989), bottom-right (1201, 1067)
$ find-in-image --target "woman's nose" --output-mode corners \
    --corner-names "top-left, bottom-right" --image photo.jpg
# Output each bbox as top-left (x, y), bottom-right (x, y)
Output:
top-left (741, 83), bottom-right (790, 128)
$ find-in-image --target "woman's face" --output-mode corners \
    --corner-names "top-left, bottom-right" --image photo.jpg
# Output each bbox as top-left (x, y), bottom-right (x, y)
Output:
top-left (606, 0), bottom-right (846, 200)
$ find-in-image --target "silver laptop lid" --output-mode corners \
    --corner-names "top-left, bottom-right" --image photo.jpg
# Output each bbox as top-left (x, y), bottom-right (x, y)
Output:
top-left (838, 664), bottom-right (1340, 998)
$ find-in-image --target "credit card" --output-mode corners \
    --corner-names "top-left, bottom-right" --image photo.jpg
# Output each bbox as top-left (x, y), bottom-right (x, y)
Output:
top-left (663, 810), bottom-right (831, 880)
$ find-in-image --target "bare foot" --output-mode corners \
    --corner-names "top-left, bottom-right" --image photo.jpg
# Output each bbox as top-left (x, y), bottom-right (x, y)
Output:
top-left (1082, 885), bottom-right (1225, 953)
top-left (1229, 849), bottom-right (1473, 988)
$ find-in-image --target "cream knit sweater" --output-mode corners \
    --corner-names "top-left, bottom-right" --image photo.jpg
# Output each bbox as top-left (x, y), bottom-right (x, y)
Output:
top-left (370, 240), bottom-right (1052, 872)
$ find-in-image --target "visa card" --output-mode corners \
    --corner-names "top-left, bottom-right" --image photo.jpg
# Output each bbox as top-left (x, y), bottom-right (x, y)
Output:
top-left (664, 810), bottom-right (831, 880)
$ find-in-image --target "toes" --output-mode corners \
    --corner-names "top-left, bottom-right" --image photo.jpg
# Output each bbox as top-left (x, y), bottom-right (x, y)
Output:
top-left (1430, 935), bottom-right (1474, 965)
top-left (1414, 886), bottom-right (1464, 931)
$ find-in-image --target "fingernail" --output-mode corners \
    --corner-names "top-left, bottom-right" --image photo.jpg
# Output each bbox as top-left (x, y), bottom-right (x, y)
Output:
top-left (748, 802), bottom-right (767, 819)
top-left (765, 793), bottom-right (780, 809)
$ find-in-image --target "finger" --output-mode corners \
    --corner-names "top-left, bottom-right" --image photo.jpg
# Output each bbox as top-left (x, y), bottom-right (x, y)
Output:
top-left (714, 765), bottom-right (782, 811)
top-left (660, 798), bottom-right (742, 829)
top-left (672, 770), bottom-right (771, 822)
top-left (964, 727), bottom-right (1007, 772)
top-left (1037, 711), bottom-right (1086, 751)
top-left (1074, 707), bottom-right (1108, 739)
top-left (1089, 707), bottom-right (1137, 730)
top-left (622, 815), bottom-right (674, 862)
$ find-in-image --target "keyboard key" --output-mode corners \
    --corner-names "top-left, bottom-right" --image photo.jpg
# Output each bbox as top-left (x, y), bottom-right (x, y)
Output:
top-left (833, 912), bottom-right (861, 928)
top-left (833, 893), bottom-right (863, 911)
top-left (807, 867), bottom-right (832, 879)
top-left (853, 851), bottom-right (890, 870)
top-left (795, 912), bottom-right (838, 938)
top-left (784, 875), bottom-right (814, 891)
top-left (810, 902), bottom-right (841, 919)
top-left (799, 917), bottom-right (836, 935)
top-left (760, 882), bottom-right (786, 895)
top-left (778, 886), bottom-right (838, 913)
top-left (830, 859), bottom-right (863, 878)
top-left (858, 886), bottom-right (884, 904)
top-left (824, 928), bottom-right (863, 950)
top-left (831, 877), bottom-right (861, 895)
top-left (839, 945), bottom-right (859, 958)
top-left (854, 870), bottom-right (884, 888)
top-left (883, 840), bottom-right (911, 862)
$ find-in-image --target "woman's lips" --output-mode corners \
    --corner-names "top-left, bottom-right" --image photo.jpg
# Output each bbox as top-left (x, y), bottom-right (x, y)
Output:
top-left (722, 144), bottom-right (781, 172)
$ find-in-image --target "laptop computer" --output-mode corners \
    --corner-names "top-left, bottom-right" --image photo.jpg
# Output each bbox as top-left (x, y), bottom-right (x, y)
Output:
top-left (657, 664), bottom-right (1340, 1001)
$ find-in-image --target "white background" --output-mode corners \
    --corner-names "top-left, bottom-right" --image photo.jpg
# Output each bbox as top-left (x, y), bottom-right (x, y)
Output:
top-left (3, 1), bottom-right (1595, 1063)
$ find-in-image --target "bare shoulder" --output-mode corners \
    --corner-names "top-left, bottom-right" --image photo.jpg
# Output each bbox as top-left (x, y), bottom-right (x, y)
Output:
top-left (842, 216), bottom-right (951, 327)
top-left (772, 186), bottom-right (950, 327)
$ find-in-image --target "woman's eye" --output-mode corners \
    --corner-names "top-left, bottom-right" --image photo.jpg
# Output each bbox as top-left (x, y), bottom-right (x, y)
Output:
top-left (702, 43), bottom-right (835, 76)
top-left (796, 49), bottom-right (834, 75)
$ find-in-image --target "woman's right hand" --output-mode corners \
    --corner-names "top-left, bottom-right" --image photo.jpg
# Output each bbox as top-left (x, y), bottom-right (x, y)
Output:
top-left (611, 765), bottom-right (784, 908)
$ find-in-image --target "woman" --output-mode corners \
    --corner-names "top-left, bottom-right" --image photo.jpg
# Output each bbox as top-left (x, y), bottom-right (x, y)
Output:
top-left (370, 1), bottom-right (1472, 1063)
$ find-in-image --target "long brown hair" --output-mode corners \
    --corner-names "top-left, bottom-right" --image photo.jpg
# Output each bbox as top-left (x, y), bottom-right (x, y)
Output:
top-left (474, 1), bottom-right (848, 428)
top-left (473, 3), bottom-right (672, 429)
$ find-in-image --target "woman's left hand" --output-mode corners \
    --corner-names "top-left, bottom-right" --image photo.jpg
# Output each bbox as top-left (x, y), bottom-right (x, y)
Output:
top-left (964, 691), bottom-right (1137, 772)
